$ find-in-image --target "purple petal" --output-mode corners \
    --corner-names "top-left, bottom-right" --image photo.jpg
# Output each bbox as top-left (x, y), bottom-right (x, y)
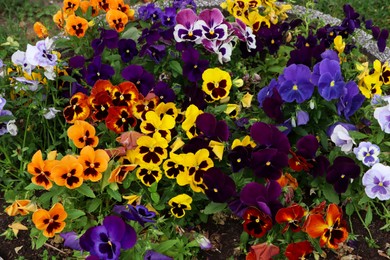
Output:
top-left (61, 231), bottom-right (82, 251)
top-left (198, 8), bottom-right (224, 26)
top-left (120, 224), bottom-right (137, 249)
top-left (103, 216), bottom-right (126, 243)
top-left (176, 9), bottom-right (198, 27)
top-left (240, 182), bottom-right (265, 206)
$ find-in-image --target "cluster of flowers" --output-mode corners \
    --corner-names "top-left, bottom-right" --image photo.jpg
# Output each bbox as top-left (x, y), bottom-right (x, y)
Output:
top-left (1, 0), bottom-right (389, 259)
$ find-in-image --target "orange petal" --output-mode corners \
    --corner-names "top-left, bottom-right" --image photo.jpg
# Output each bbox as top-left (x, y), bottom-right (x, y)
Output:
top-left (325, 204), bottom-right (342, 227)
top-left (49, 203), bottom-right (67, 222)
top-left (27, 150), bottom-right (45, 176)
top-left (304, 214), bottom-right (328, 238)
top-left (32, 209), bottom-right (50, 230)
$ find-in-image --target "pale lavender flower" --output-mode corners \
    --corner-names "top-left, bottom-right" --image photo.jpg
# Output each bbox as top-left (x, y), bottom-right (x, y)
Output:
top-left (330, 124), bottom-right (355, 153)
top-left (0, 97), bottom-right (13, 135)
top-left (296, 110), bottom-right (309, 126)
top-left (374, 103), bottom-right (390, 133)
top-left (26, 38), bottom-right (57, 67)
top-left (362, 163), bottom-right (390, 201)
top-left (196, 234), bottom-right (212, 250)
top-left (6, 120), bottom-right (17, 136)
top-left (11, 50), bottom-right (35, 74)
top-left (353, 142), bottom-right (380, 167)
top-left (43, 107), bottom-right (61, 120)
top-left (14, 77), bottom-right (40, 91)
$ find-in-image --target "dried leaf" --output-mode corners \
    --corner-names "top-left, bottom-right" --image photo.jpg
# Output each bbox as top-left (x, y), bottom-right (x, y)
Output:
top-left (14, 246), bottom-right (23, 254)
top-left (378, 250), bottom-right (390, 259)
top-left (8, 222), bottom-right (28, 237)
top-left (340, 255), bottom-right (362, 260)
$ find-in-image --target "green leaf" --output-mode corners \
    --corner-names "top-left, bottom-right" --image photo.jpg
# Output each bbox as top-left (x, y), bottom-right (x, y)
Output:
top-left (24, 183), bottom-right (45, 191)
top-left (375, 131), bottom-right (385, 143)
top-left (364, 206), bottom-right (373, 226)
top-left (169, 60), bottom-right (182, 75)
top-left (35, 232), bottom-right (48, 249)
top-left (59, 75), bottom-right (77, 83)
top-left (267, 66), bottom-right (283, 74)
top-left (292, 127), bottom-right (308, 137)
top-left (358, 194), bottom-right (371, 205)
top-left (345, 203), bottom-right (354, 216)
top-left (107, 187), bottom-right (122, 202)
top-left (154, 239), bottom-right (178, 253)
top-left (121, 27), bottom-right (141, 41)
top-left (203, 202), bottom-right (227, 215)
top-left (151, 192), bottom-right (160, 204)
top-left (0, 115), bottom-right (15, 123)
top-left (349, 131), bottom-right (368, 140)
top-left (322, 184), bottom-right (340, 204)
top-left (66, 209), bottom-right (86, 219)
top-left (87, 198), bottom-right (102, 213)
top-left (148, 182), bottom-right (158, 193)
top-left (76, 184), bottom-right (96, 198)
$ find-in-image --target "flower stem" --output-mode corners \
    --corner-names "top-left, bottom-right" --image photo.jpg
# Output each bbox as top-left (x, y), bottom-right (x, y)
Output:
top-left (353, 202), bottom-right (374, 240)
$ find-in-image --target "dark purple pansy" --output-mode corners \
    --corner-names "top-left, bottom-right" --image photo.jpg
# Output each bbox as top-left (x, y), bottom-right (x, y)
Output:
top-left (195, 113), bottom-right (230, 141)
top-left (257, 79), bottom-right (278, 107)
top-left (340, 4), bottom-right (361, 35)
top-left (138, 3), bottom-right (163, 22)
top-left (154, 81), bottom-right (176, 102)
top-left (251, 148), bottom-right (288, 180)
top-left (372, 26), bottom-right (389, 52)
top-left (139, 24), bottom-right (161, 45)
top-left (262, 88), bottom-right (284, 123)
top-left (337, 81), bottom-right (365, 120)
top-left (309, 155), bottom-right (330, 177)
top-left (143, 44), bottom-right (166, 63)
top-left (277, 64), bottom-right (314, 103)
top-left (144, 250), bottom-right (173, 260)
top-left (162, 7), bottom-right (177, 27)
top-left (122, 65), bottom-right (155, 96)
top-left (240, 181), bottom-right (283, 218)
top-left (60, 231), bottom-right (82, 251)
top-left (113, 204), bottom-right (156, 227)
top-left (228, 146), bottom-right (251, 173)
top-left (326, 156), bottom-right (361, 193)
top-left (69, 55), bottom-right (86, 69)
top-left (172, 0), bottom-right (197, 11)
top-left (182, 47), bottom-right (209, 82)
top-left (63, 82), bottom-right (89, 98)
top-left (257, 24), bottom-right (283, 55)
top-left (250, 122), bottom-right (290, 154)
top-left (86, 56), bottom-right (115, 86)
top-left (296, 135), bottom-right (319, 159)
top-left (91, 28), bottom-right (119, 56)
top-left (203, 167), bottom-right (236, 203)
top-left (118, 39), bottom-right (138, 63)
top-left (182, 84), bottom-right (206, 110)
top-left (79, 215), bottom-right (137, 260)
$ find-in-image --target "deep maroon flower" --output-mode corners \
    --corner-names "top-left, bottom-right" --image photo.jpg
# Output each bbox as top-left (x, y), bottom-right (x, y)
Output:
top-left (337, 81), bottom-right (365, 120)
top-left (113, 205), bottom-right (156, 227)
top-left (122, 65), bottom-right (155, 96)
top-left (182, 47), bottom-right (209, 82)
top-left (296, 135), bottom-right (319, 159)
top-left (195, 113), bottom-right (229, 141)
top-left (257, 24), bottom-right (283, 55)
top-left (251, 148), bottom-right (288, 180)
top-left (182, 84), bottom-right (206, 110)
top-left (80, 215), bottom-right (137, 259)
top-left (118, 39), bottom-right (138, 63)
top-left (326, 156), bottom-right (361, 193)
top-left (203, 167), bottom-right (236, 203)
top-left (310, 155), bottom-right (330, 177)
top-left (240, 181), bottom-right (282, 218)
top-left (86, 56), bottom-right (115, 86)
top-left (154, 81), bottom-right (176, 102)
top-left (250, 122), bottom-right (290, 154)
top-left (91, 28), bottom-right (119, 56)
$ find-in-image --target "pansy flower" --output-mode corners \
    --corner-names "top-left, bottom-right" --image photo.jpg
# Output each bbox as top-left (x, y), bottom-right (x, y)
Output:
top-left (5, 200), bottom-right (37, 217)
top-left (32, 203), bottom-right (67, 238)
top-left (284, 241), bottom-right (313, 260)
top-left (118, 38), bottom-right (138, 63)
top-left (326, 156), bottom-right (360, 193)
top-left (132, 95), bottom-right (159, 120)
top-left (63, 0), bottom-right (80, 14)
top-left (135, 132), bottom-right (168, 165)
top-left (330, 124), bottom-right (355, 153)
top-left (33, 22), bottom-right (48, 38)
top-left (91, 28), bottom-right (119, 56)
top-left (26, 38), bottom-right (57, 68)
top-left (113, 204), bottom-right (156, 227)
top-left (67, 120), bottom-right (99, 148)
top-left (161, 7), bottom-right (176, 27)
top-left (246, 243), bottom-right (280, 260)
top-left (197, 8), bottom-right (228, 41)
top-left (173, 9), bottom-right (203, 43)
top-left (53, 10), bottom-right (66, 29)
top-left (27, 150), bottom-right (57, 190)
top-left (201, 67), bottom-right (232, 101)
top-left (337, 81), bottom-right (365, 120)
top-left (80, 0), bottom-right (100, 17)
top-left (362, 163), bottom-right (390, 201)
top-left (250, 122), bottom-right (290, 154)
top-left (195, 113), bottom-right (230, 142)
top-left (305, 204), bottom-right (348, 249)
top-left (97, 0), bottom-right (110, 11)
top-left (65, 15), bottom-right (89, 38)
top-left (86, 56), bottom-right (115, 86)
top-left (60, 231), bottom-right (82, 250)
top-left (275, 204), bottom-right (306, 233)
top-left (353, 141), bottom-right (380, 167)
top-left (168, 194), bottom-right (192, 218)
top-left (121, 65), bottom-right (155, 97)
top-left (374, 103), bottom-right (390, 133)
top-left (106, 106), bottom-right (137, 134)
top-left (251, 148), bottom-right (288, 180)
top-left (78, 146), bottom-right (110, 182)
top-left (89, 91), bottom-right (113, 122)
top-left (52, 155), bottom-right (84, 189)
top-left (163, 153), bottom-right (187, 179)
top-left (182, 47), bottom-right (209, 83)
top-left (154, 83), bottom-right (176, 104)
top-left (106, 9), bottom-right (129, 33)
top-left (243, 207), bottom-right (273, 238)
top-left (182, 104), bottom-right (203, 139)
top-left (109, 0), bottom-right (134, 20)
top-left (79, 215), bottom-right (137, 259)
top-left (140, 111), bottom-right (175, 141)
top-left (111, 81), bottom-right (139, 107)
top-left (203, 167), bottom-right (236, 203)
top-left (136, 163), bottom-right (162, 186)
top-left (228, 136), bottom-right (255, 173)
top-left (108, 164), bottom-right (137, 183)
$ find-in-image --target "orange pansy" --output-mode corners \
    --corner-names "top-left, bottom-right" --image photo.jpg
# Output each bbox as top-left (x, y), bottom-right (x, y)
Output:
top-left (97, 0), bottom-right (111, 11)
top-left (111, 81), bottom-right (139, 107)
top-left (304, 204), bottom-right (348, 249)
top-left (65, 15), bottom-right (89, 38)
top-left (53, 10), bottom-right (66, 29)
top-left (67, 120), bottom-right (99, 148)
top-left (78, 146), bottom-right (110, 182)
top-left (80, 0), bottom-right (100, 16)
top-left (63, 0), bottom-right (80, 14)
top-left (32, 203), bottom-right (67, 238)
top-left (27, 150), bottom-right (58, 190)
top-left (275, 204), bottom-right (306, 233)
top-left (33, 22), bottom-right (48, 38)
top-left (106, 9), bottom-right (128, 32)
top-left (52, 155), bottom-right (84, 189)
top-left (63, 92), bottom-right (90, 123)
top-left (105, 106), bottom-right (137, 134)
top-left (133, 95), bottom-right (159, 120)
top-left (5, 200), bottom-right (37, 216)
top-left (108, 164), bottom-right (137, 183)
top-left (109, 0), bottom-right (134, 20)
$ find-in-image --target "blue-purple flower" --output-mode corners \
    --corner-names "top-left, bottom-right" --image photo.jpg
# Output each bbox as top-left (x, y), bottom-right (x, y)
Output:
top-left (122, 65), bottom-right (155, 96)
top-left (144, 250), bottom-right (173, 260)
top-left (0, 97), bottom-right (14, 135)
top-left (353, 141), bottom-right (380, 167)
top-left (80, 215), bottom-right (137, 260)
top-left (86, 56), bottom-right (115, 86)
top-left (337, 81), bottom-right (365, 120)
top-left (113, 204), bottom-right (156, 227)
top-left (138, 3), bottom-right (163, 22)
top-left (91, 28), bottom-right (119, 56)
top-left (118, 39), bottom-right (138, 63)
top-left (161, 7), bottom-right (177, 27)
top-left (60, 231), bottom-right (82, 250)
top-left (153, 81), bottom-right (176, 102)
top-left (277, 64), bottom-right (314, 103)
top-left (362, 163), bottom-right (390, 201)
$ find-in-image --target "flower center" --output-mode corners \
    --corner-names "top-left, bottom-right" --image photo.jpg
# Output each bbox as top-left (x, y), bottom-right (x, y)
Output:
top-left (330, 80), bottom-right (335, 87)
top-left (341, 174), bottom-right (345, 178)
top-left (188, 31), bottom-right (193, 37)
top-left (237, 158), bottom-right (241, 163)
top-left (213, 188), bottom-right (218, 193)
top-left (292, 85), bottom-right (298, 90)
top-left (266, 161), bottom-right (271, 166)
top-left (67, 172), bottom-right (72, 177)
top-left (379, 182), bottom-right (383, 187)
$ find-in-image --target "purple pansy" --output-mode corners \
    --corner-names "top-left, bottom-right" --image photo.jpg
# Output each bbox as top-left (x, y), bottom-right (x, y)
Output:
top-left (240, 181), bottom-right (283, 218)
top-left (257, 79), bottom-right (278, 107)
top-left (113, 205), bottom-right (156, 227)
top-left (251, 148), bottom-right (288, 180)
top-left (60, 231), bottom-right (82, 251)
top-left (118, 39), bottom-right (138, 63)
top-left (374, 103), bottom-right (390, 133)
top-left (231, 18), bottom-right (256, 51)
top-left (80, 215), bottom-right (137, 260)
top-left (182, 47), bottom-right (209, 82)
top-left (173, 9), bottom-right (203, 43)
top-left (250, 122), bottom-right (290, 154)
top-left (362, 163), bottom-right (390, 201)
top-left (91, 28), bottom-right (119, 56)
top-left (203, 167), bottom-right (236, 203)
top-left (195, 113), bottom-right (230, 141)
top-left (296, 110), bottom-right (309, 126)
top-left (144, 250), bottom-right (173, 260)
top-left (86, 56), bottom-right (115, 86)
top-left (143, 44), bottom-right (166, 63)
top-left (296, 135), bottom-right (319, 159)
top-left (0, 97), bottom-right (14, 135)
top-left (153, 81), bottom-right (176, 102)
top-left (353, 141), bottom-right (380, 167)
top-left (371, 26), bottom-right (389, 52)
top-left (122, 65), bottom-right (155, 96)
top-left (277, 64), bottom-right (314, 103)
top-left (26, 38), bottom-right (57, 67)
top-left (326, 122), bottom-right (357, 137)
top-left (228, 145), bottom-right (252, 173)
top-left (197, 8), bottom-right (228, 41)
top-left (312, 58), bottom-right (345, 101)
top-left (262, 88), bottom-right (285, 122)
top-left (138, 4), bottom-right (163, 22)
top-left (326, 156), bottom-right (360, 193)
top-left (162, 7), bottom-right (177, 27)
top-left (337, 81), bottom-right (365, 120)
top-left (172, 0), bottom-right (197, 11)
